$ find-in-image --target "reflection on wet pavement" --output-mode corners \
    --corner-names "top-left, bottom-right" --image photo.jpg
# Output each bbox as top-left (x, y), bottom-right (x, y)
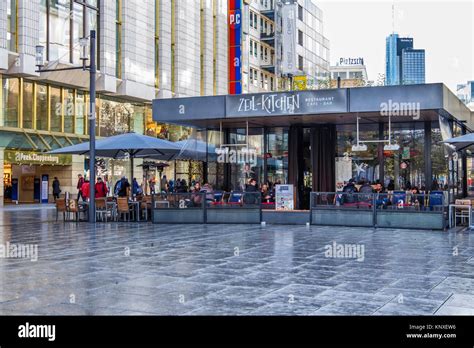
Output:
top-left (0, 206), bottom-right (473, 315)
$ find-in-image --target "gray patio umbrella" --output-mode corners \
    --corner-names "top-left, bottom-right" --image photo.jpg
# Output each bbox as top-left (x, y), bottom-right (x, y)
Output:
top-left (49, 132), bottom-right (181, 179)
top-left (174, 139), bottom-right (216, 161)
top-left (443, 133), bottom-right (474, 151)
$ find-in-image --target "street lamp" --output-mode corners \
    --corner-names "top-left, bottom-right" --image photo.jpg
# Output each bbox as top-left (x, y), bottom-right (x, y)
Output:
top-left (36, 30), bottom-right (97, 223)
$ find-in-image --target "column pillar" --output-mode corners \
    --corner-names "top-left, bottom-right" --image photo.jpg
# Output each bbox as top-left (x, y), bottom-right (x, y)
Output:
top-left (424, 121), bottom-right (432, 191)
top-left (0, 147), bottom-right (4, 207)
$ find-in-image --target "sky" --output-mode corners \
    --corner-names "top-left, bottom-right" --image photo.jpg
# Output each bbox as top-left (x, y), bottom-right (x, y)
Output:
top-left (317, 0), bottom-right (474, 93)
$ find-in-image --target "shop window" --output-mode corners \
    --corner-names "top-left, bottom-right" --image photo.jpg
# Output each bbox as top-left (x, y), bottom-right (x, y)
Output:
top-left (36, 84), bottom-right (48, 131)
top-left (336, 124), bottom-right (379, 184)
top-left (384, 124), bottom-right (425, 190)
top-left (1, 77), bottom-right (19, 128)
top-left (22, 82), bottom-right (34, 129)
top-left (266, 127), bottom-right (289, 185)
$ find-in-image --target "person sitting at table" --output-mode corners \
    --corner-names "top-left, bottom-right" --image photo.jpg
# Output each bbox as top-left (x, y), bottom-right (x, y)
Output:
top-left (409, 186), bottom-right (424, 208)
top-left (261, 183), bottom-right (273, 203)
top-left (115, 176), bottom-right (130, 198)
top-left (190, 182), bottom-right (203, 206)
top-left (95, 177), bottom-right (108, 198)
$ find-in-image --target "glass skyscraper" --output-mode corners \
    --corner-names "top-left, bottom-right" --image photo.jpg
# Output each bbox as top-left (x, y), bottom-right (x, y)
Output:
top-left (385, 34), bottom-right (425, 85)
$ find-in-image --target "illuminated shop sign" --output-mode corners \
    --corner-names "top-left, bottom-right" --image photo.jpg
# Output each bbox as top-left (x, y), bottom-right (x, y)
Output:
top-left (4, 151), bottom-right (72, 166)
top-left (228, 0), bottom-right (242, 94)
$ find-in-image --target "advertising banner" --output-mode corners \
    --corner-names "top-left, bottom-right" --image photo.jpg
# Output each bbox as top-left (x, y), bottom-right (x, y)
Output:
top-left (281, 2), bottom-right (297, 75)
top-left (41, 174), bottom-right (49, 203)
top-left (275, 184), bottom-right (294, 210)
top-left (228, 0), bottom-right (242, 94)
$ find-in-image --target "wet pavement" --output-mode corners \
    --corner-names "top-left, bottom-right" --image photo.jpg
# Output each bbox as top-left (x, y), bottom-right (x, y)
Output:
top-left (0, 206), bottom-right (473, 315)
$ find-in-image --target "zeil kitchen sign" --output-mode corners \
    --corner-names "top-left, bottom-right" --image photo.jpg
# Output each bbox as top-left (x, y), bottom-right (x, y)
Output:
top-left (4, 151), bottom-right (72, 165)
top-left (226, 89), bottom-right (348, 117)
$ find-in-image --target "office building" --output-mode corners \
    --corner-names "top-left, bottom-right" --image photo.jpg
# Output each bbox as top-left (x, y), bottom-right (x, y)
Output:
top-left (241, 0), bottom-right (330, 93)
top-left (385, 33), bottom-right (425, 85)
top-left (0, 0), bottom-right (229, 205)
top-left (457, 81), bottom-right (474, 111)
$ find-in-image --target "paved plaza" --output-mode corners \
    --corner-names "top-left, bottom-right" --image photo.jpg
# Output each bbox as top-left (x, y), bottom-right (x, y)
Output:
top-left (0, 205), bottom-right (473, 315)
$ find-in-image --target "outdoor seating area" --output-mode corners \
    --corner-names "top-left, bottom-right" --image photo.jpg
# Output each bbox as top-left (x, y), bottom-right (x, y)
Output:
top-left (54, 188), bottom-right (474, 230)
top-left (55, 195), bottom-right (152, 223)
top-left (311, 191), bottom-right (447, 229)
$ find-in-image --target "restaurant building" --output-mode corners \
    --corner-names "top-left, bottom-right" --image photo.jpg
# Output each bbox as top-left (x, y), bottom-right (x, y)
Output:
top-left (153, 83), bottom-right (474, 209)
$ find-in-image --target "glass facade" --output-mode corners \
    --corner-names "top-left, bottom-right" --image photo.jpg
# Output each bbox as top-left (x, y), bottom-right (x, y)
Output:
top-left (402, 49), bottom-right (426, 85)
top-left (0, 75), bottom-right (148, 137)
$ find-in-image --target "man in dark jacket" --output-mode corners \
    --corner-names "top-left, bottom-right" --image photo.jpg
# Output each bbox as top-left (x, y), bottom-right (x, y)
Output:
top-left (342, 178), bottom-right (358, 204)
top-left (52, 177), bottom-right (61, 201)
top-left (244, 178), bottom-right (259, 205)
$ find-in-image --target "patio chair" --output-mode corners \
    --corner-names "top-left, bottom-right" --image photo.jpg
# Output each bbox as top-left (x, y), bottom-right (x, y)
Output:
top-left (228, 191), bottom-right (243, 205)
top-left (67, 199), bottom-right (81, 222)
top-left (429, 191), bottom-right (444, 211)
top-left (117, 197), bottom-right (132, 221)
top-left (55, 198), bottom-right (67, 222)
top-left (95, 198), bottom-right (108, 222)
top-left (454, 199), bottom-right (471, 226)
top-left (140, 196), bottom-right (152, 221)
top-left (392, 191), bottom-right (407, 207)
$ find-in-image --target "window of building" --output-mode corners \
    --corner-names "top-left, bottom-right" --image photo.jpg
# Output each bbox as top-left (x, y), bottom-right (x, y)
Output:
top-left (23, 82), bottom-right (34, 129)
top-left (298, 4), bottom-right (303, 21)
top-left (116, 0), bottom-right (122, 78)
top-left (7, 0), bottom-right (18, 52)
top-left (249, 69), bottom-right (254, 84)
top-left (36, 84), bottom-right (49, 131)
top-left (254, 41), bottom-right (258, 58)
top-left (260, 17), bottom-right (263, 31)
top-left (260, 44), bottom-right (264, 60)
top-left (50, 86), bottom-right (62, 132)
top-left (1, 77), bottom-right (19, 128)
top-left (298, 55), bottom-right (304, 71)
top-left (40, 0), bottom-right (99, 65)
top-left (75, 91), bottom-right (85, 135)
top-left (260, 73), bottom-right (264, 88)
top-left (250, 11), bottom-right (254, 28)
top-left (64, 89), bottom-right (75, 133)
top-left (253, 12), bottom-right (258, 29)
top-left (270, 77), bottom-right (274, 91)
top-left (154, 0), bottom-right (159, 89)
top-left (298, 30), bottom-right (303, 46)
top-left (254, 70), bottom-right (258, 86)
top-left (264, 47), bottom-right (268, 61)
top-left (250, 40), bottom-right (253, 55)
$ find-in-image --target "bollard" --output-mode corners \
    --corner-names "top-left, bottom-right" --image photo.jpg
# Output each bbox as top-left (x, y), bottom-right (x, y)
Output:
top-left (306, 222), bottom-right (310, 228)
top-left (261, 221), bottom-right (266, 227)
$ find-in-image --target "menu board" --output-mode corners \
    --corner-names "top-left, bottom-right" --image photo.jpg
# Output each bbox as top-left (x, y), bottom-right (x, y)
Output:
top-left (275, 184), bottom-right (294, 211)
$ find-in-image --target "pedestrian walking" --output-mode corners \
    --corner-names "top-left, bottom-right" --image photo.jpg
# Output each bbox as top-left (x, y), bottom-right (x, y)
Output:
top-left (52, 177), bottom-right (61, 201)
